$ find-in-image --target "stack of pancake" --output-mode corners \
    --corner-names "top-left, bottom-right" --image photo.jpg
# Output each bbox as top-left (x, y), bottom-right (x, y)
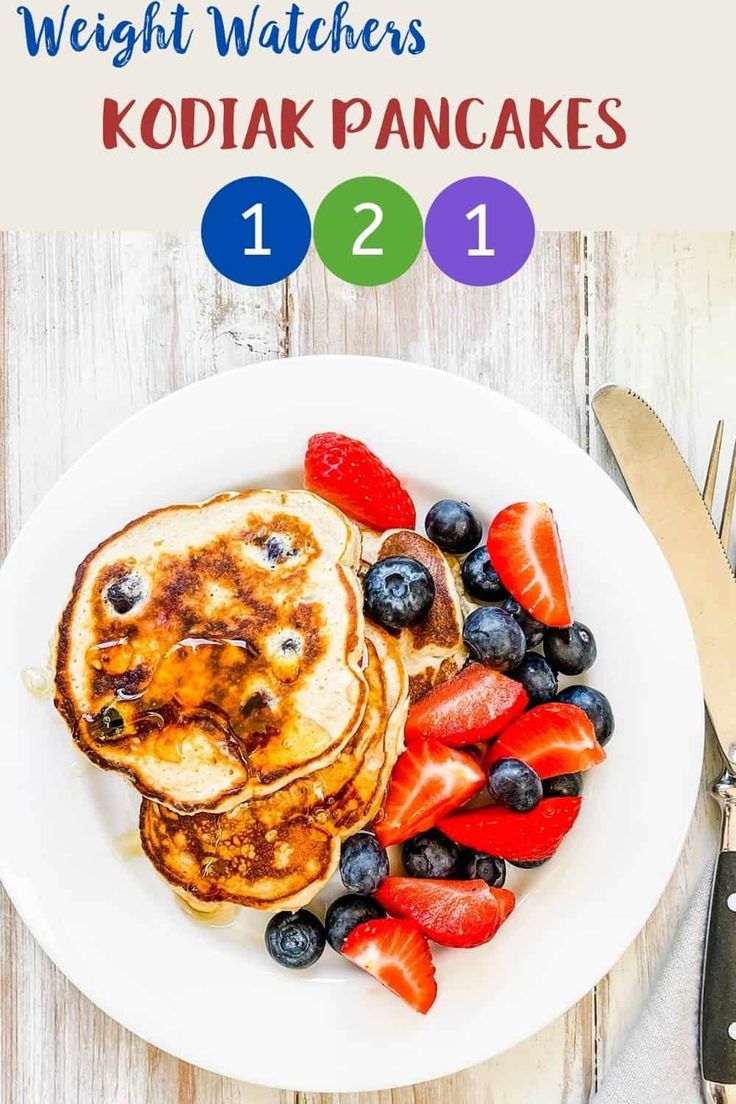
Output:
top-left (54, 490), bottom-right (466, 912)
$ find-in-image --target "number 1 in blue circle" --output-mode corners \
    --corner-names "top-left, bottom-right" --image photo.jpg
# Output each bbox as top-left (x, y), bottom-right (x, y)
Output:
top-left (201, 177), bottom-right (311, 286)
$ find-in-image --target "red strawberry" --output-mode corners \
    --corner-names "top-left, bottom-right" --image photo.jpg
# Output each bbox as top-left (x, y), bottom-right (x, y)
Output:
top-left (342, 918), bottom-right (437, 1014)
top-left (374, 740), bottom-right (485, 847)
top-left (484, 702), bottom-right (605, 779)
top-left (304, 432), bottom-right (415, 530)
top-left (405, 664), bottom-right (528, 747)
top-left (439, 797), bottom-right (582, 863)
top-left (487, 502), bottom-right (573, 628)
top-left (376, 877), bottom-right (515, 948)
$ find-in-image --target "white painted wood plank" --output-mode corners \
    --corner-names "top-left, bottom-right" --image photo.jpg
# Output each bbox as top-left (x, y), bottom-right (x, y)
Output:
top-left (587, 232), bottom-right (736, 1081)
top-left (290, 238), bottom-right (594, 1104)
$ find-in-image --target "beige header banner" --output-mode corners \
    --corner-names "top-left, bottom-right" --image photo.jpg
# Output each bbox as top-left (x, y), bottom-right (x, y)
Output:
top-left (0, 0), bottom-right (733, 230)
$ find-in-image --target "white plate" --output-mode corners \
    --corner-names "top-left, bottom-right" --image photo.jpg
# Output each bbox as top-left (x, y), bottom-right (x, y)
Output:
top-left (0, 357), bottom-right (703, 1092)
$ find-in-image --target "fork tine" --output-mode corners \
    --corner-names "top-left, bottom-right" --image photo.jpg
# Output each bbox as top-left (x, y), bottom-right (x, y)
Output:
top-left (703, 419), bottom-right (724, 513)
top-left (719, 439), bottom-right (736, 549)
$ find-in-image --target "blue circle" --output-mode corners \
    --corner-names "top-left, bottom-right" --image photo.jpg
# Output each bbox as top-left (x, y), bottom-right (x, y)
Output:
top-left (201, 176), bottom-right (311, 286)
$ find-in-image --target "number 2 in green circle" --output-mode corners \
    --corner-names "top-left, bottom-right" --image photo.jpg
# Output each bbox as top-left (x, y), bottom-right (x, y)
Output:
top-left (314, 177), bottom-right (423, 287)
top-left (352, 203), bottom-right (384, 257)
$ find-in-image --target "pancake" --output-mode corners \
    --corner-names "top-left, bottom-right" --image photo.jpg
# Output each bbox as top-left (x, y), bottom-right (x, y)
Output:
top-left (55, 490), bottom-right (368, 813)
top-left (362, 528), bottom-right (467, 702)
top-left (139, 629), bottom-right (408, 911)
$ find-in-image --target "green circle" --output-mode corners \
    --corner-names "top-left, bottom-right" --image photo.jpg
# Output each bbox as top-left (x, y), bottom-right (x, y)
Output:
top-left (313, 177), bottom-right (423, 286)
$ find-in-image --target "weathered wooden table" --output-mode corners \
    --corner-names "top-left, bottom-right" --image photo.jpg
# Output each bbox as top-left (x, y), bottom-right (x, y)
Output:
top-left (1, 232), bottom-right (733, 1103)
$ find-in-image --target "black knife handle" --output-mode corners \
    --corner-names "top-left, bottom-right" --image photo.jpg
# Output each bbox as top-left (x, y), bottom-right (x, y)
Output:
top-left (701, 849), bottom-right (736, 1085)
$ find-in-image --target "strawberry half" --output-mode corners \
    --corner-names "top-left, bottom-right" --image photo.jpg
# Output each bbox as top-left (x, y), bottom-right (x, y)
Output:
top-left (487, 502), bottom-right (573, 628)
top-left (304, 432), bottom-right (416, 530)
top-left (439, 797), bottom-right (582, 863)
top-left (376, 877), bottom-right (515, 949)
top-left (405, 664), bottom-right (528, 747)
top-left (484, 702), bottom-right (605, 779)
top-left (375, 740), bottom-right (486, 847)
top-left (342, 918), bottom-right (437, 1014)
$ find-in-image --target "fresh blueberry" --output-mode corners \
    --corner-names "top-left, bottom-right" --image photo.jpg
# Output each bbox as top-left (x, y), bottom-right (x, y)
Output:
top-left (543, 772), bottom-right (584, 798)
top-left (461, 547), bottom-right (508, 602)
top-left (96, 705), bottom-right (125, 740)
top-left (544, 622), bottom-right (597, 675)
top-left (463, 607), bottom-right (526, 672)
top-left (510, 653), bottom-right (558, 705)
top-left (325, 894), bottom-right (385, 952)
top-left (502, 597), bottom-right (545, 647)
top-left (508, 857), bottom-right (551, 869)
top-left (265, 909), bottom-right (326, 969)
top-left (265, 535), bottom-right (295, 564)
top-left (556, 684), bottom-right (614, 746)
top-left (460, 850), bottom-right (506, 888)
top-left (488, 757), bottom-right (543, 812)
top-left (363, 556), bottom-right (435, 631)
top-left (340, 832), bottom-right (389, 894)
top-left (106, 573), bottom-right (143, 615)
top-left (425, 500), bottom-right (482, 554)
top-left (401, 829), bottom-right (462, 879)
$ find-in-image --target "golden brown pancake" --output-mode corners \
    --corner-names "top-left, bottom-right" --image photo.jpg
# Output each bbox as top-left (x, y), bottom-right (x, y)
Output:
top-left (362, 528), bottom-right (467, 702)
top-left (139, 629), bottom-right (407, 911)
top-left (55, 491), bottom-right (367, 813)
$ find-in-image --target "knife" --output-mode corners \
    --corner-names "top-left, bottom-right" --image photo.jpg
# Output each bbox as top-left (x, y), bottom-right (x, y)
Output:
top-left (593, 384), bottom-right (736, 1104)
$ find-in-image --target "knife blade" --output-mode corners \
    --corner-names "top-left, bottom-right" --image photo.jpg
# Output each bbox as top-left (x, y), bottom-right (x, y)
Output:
top-left (592, 384), bottom-right (736, 759)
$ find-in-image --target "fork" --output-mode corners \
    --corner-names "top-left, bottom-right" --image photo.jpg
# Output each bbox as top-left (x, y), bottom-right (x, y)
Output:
top-left (702, 420), bottom-right (736, 554)
top-left (701, 420), bottom-right (736, 1104)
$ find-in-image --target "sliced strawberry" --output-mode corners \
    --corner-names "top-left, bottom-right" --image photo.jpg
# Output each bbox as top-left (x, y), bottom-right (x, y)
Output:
top-left (376, 877), bottom-right (515, 948)
top-left (375, 739), bottom-right (485, 847)
top-left (487, 502), bottom-right (573, 628)
top-left (342, 918), bottom-right (437, 1014)
top-left (405, 664), bottom-right (528, 747)
top-left (484, 702), bottom-right (605, 779)
top-left (304, 432), bottom-right (415, 530)
top-left (439, 797), bottom-right (582, 863)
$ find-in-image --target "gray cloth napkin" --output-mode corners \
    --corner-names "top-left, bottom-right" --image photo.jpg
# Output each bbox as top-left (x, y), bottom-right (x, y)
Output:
top-left (594, 870), bottom-right (712, 1104)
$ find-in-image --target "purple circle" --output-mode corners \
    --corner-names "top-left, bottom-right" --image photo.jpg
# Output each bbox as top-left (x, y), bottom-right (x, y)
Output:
top-left (425, 177), bottom-right (535, 286)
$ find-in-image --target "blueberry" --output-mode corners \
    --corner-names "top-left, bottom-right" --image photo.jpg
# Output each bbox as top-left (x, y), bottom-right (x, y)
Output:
top-left (556, 684), bottom-right (614, 746)
top-left (510, 653), bottom-right (558, 705)
top-left (265, 909), bottom-right (326, 969)
top-left (401, 829), bottom-right (462, 879)
top-left (425, 500), bottom-right (482, 554)
top-left (460, 850), bottom-right (506, 888)
top-left (463, 607), bottom-right (526, 672)
top-left (265, 535), bottom-right (292, 563)
top-left (544, 622), bottom-right (597, 675)
top-left (502, 597), bottom-right (545, 647)
top-left (325, 894), bottom-right (385, 952)
top-left (461, 547), bottom-right (508, 603)
top-left (543, 772), bottom-right (584, 798)
top-left (364, 556), bottom-right (435, 631)
top-left (106, 573), bottom-right (143, 615)
top-left (488, 757), bottom-right (543, 812)
top-left (95, 705), bottom-right (125, 741)
top-left (508, 857), bottom-right (550, 869)
top-left (340, 832), bottom-right (389, 894)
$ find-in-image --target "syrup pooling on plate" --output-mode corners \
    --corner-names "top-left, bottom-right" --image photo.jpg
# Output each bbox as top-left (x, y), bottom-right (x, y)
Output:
top-left (113, 828), bottom-right (143, 861)
top-left (22, 666), bottom-right (53, 697)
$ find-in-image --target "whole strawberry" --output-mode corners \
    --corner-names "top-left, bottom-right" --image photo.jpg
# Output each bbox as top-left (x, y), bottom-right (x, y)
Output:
top-left (304, 432), bottom-right (416, 531)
